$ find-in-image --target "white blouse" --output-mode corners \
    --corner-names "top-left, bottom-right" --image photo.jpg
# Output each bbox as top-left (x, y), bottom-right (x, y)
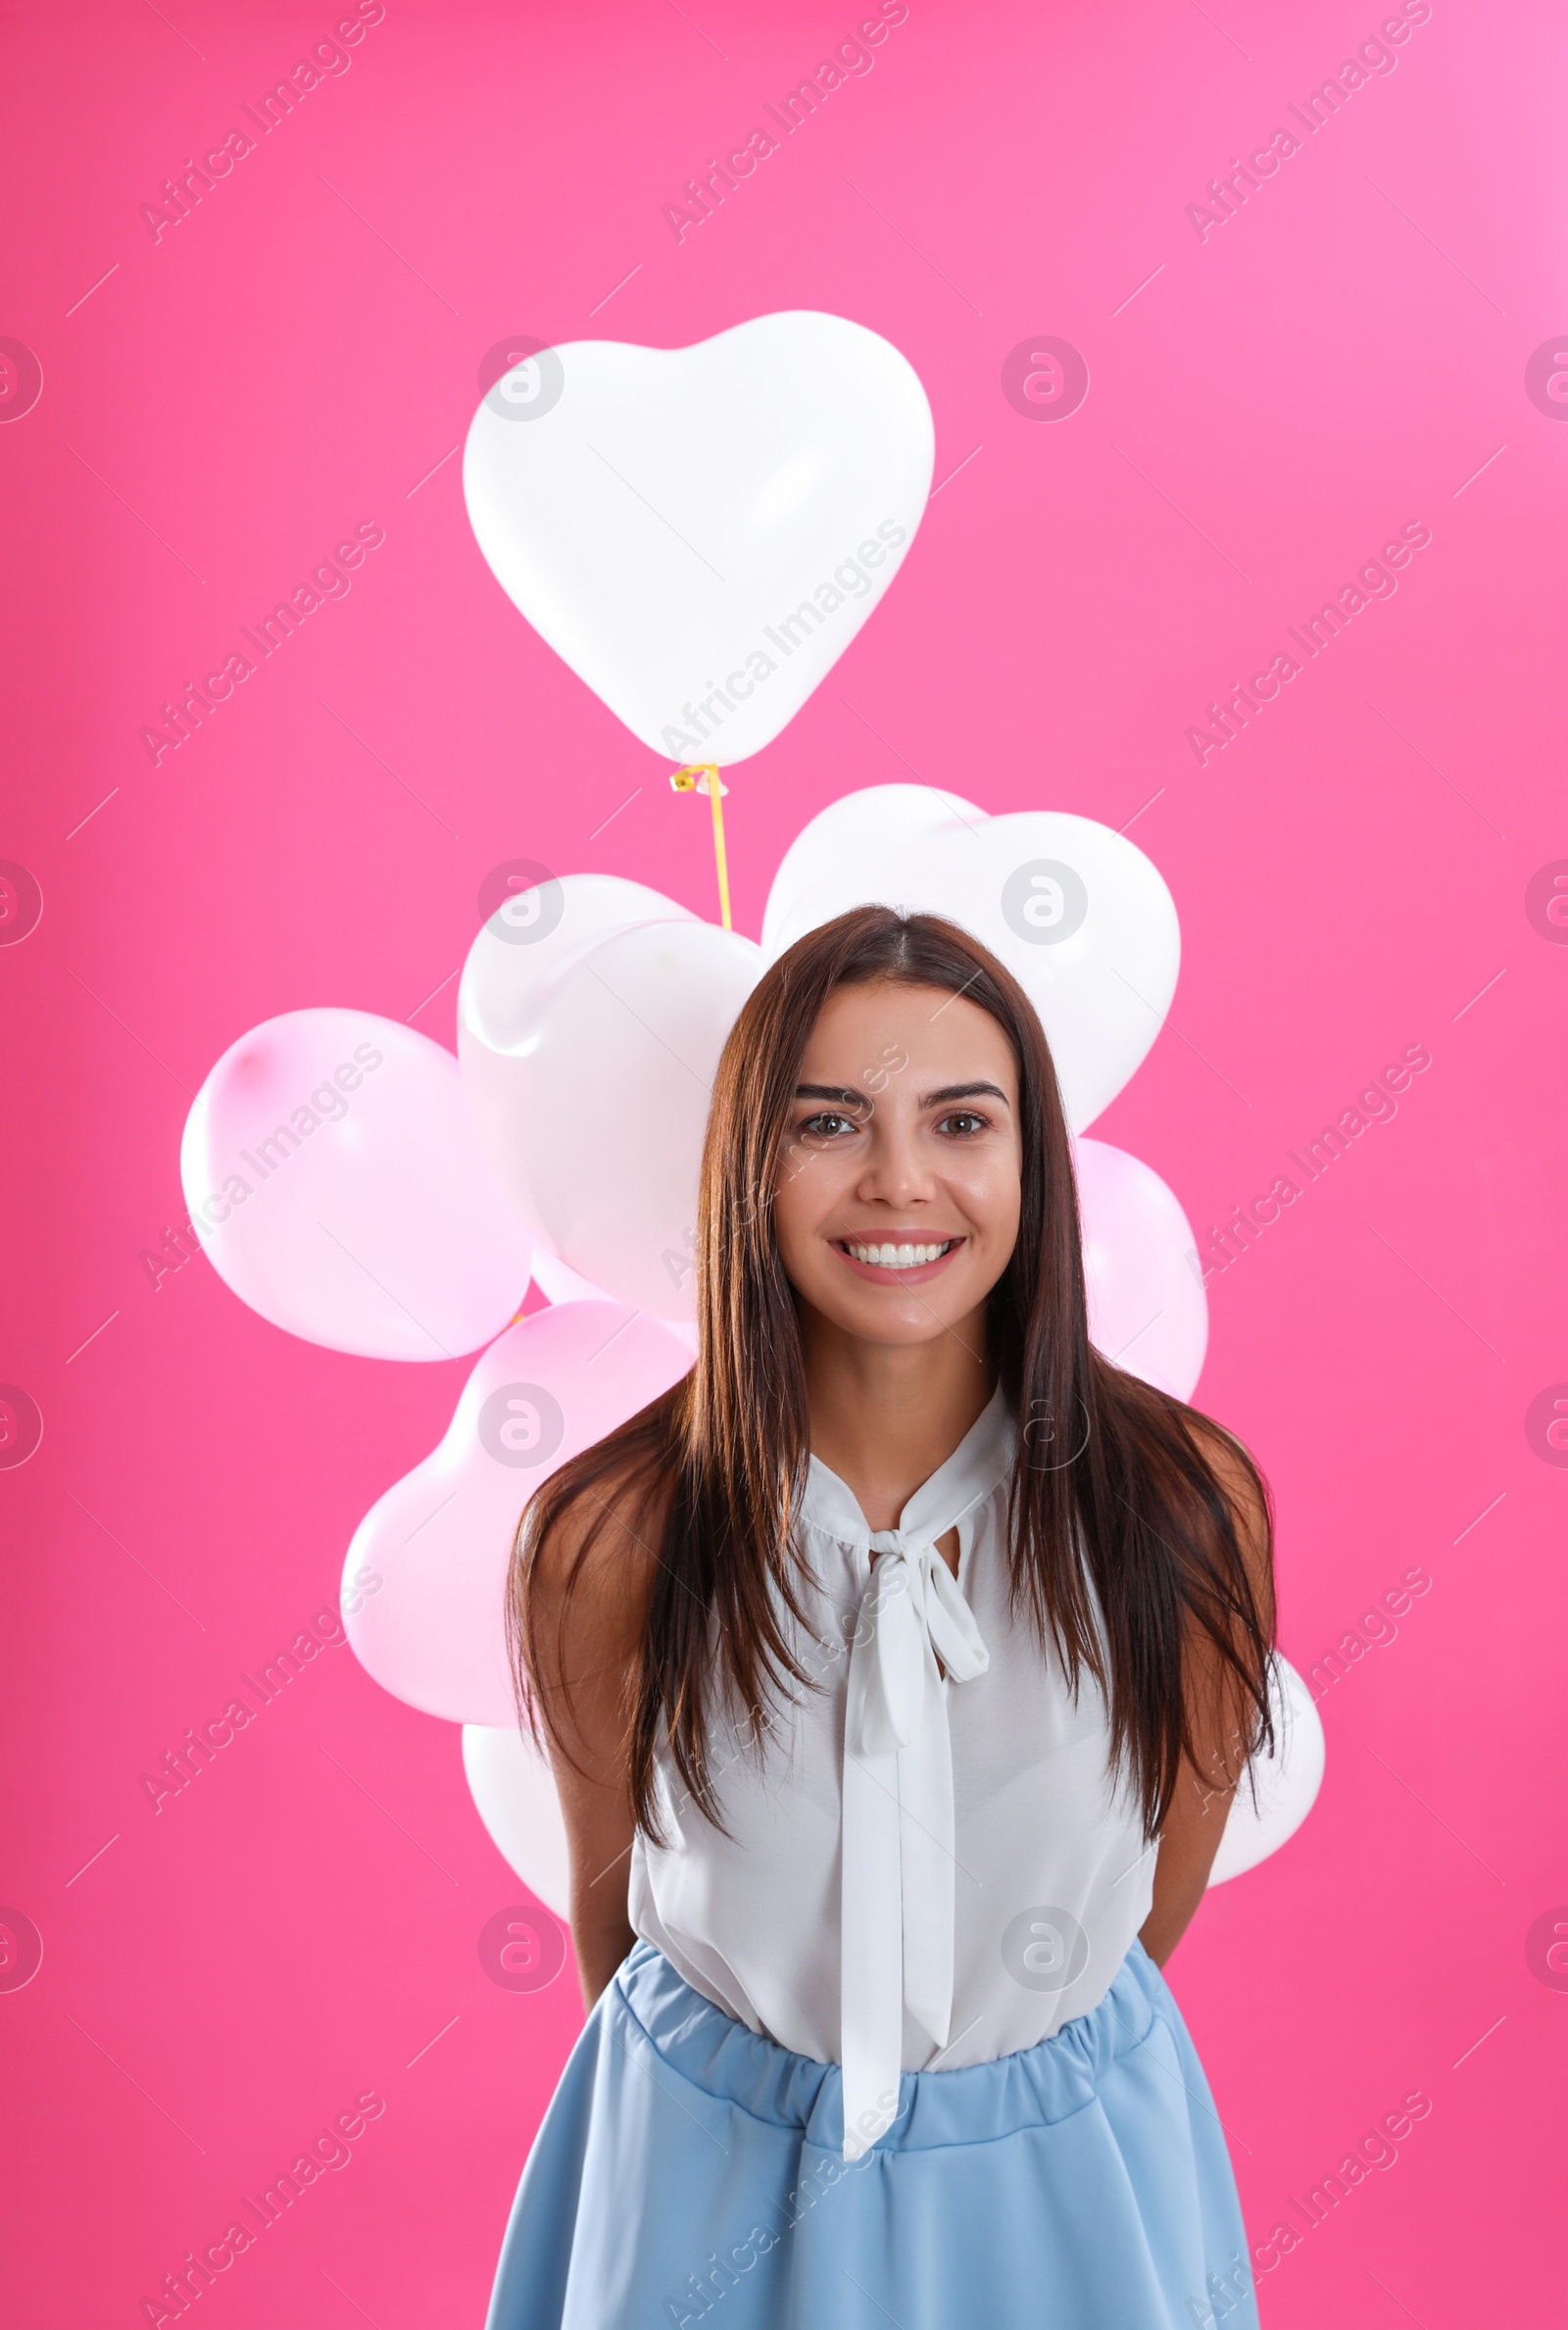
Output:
top-left (626, 1386), bottom-right (1156, 2159)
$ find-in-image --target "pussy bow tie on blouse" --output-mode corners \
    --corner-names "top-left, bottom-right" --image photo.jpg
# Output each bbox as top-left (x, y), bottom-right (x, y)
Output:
top-left (800, 1391), bottom-right (1014, 2162)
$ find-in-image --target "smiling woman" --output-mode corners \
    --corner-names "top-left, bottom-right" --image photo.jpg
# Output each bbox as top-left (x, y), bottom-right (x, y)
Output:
top-left (488, 906), bottom-right (1277, 2330)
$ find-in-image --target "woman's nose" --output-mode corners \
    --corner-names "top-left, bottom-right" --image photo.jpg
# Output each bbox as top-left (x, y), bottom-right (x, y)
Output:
top-left (856, 1124), bottom-right (931, 1203)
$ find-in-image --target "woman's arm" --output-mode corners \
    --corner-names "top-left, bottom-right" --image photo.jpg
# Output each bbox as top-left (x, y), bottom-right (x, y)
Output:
top-left (1137, 1741), bottom-right (1243, 1968)
top-left (524, 1483), bottom-right (655, 2013)
top-left (1138, 1426), bottom-right (1275, 1969)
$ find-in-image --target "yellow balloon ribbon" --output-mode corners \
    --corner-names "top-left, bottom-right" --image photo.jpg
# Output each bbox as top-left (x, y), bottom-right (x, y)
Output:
top-left (670, 764), bottom-right (732, 930)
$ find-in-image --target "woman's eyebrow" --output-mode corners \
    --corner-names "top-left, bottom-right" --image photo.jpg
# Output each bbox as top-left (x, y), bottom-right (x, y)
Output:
top-left (794, 1082), bottom-right (870, 1110)
top-left (920, 1081), bottom-right (1010, 1107)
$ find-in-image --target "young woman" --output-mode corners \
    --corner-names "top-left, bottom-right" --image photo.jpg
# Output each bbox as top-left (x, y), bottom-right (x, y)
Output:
top-left (486, 906), bottom-right (1275, 2330)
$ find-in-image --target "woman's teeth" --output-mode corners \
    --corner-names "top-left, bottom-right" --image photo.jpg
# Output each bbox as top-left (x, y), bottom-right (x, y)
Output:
top-left (843, 1239), bottom-right (954, 1269)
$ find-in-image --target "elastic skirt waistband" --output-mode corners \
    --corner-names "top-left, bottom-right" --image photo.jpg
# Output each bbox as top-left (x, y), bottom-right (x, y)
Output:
top-left (613, 1933), bottom-right (1168, 2156)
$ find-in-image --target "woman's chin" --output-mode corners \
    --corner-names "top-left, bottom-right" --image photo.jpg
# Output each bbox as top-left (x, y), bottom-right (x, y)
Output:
top-left (803, 1284), bottom-right (989, 1348)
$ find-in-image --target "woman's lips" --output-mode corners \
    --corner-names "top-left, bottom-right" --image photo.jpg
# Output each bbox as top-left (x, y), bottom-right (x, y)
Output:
top-left (830, 1236), bottom-right (964, 1286)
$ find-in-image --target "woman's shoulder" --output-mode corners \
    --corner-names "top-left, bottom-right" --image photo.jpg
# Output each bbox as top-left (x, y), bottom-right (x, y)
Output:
top-left (516, 1444), bottom-right (680, 1724)
top-left (529, 1444), bottom-right (671, 1616)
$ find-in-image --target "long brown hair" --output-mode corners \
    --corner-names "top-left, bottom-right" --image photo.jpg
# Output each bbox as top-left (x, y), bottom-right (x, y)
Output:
top-left (510, 906), bottom-right (1276, 1845)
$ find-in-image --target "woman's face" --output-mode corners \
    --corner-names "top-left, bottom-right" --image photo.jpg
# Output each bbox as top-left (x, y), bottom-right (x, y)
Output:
top-left (770, 978), bottom-right (1023, 1348)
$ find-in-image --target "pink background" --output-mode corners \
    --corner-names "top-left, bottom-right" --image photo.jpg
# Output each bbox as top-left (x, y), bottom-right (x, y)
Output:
top-left (3, 0), bottom-right (1565, 2322)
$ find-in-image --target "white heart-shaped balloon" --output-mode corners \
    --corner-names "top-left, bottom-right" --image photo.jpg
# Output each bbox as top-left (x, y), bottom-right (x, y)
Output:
top-left (459, 871), bottom-right (696, 1243)
top-left (525, 1249), bottom-right (611, 1307)
top-left (463, 313), bottom-right (934, 765)
top-left (762, 788), bottom-right (1180, 1132)
top-left (1207, 1657), bottom-right (1325, 1884)
top-left (463, 1722), bottom-right (570, 1918)
top-left (503, 919), bottom-right (762, 1318)
top-left (764, 779), bottom-right (986, 910)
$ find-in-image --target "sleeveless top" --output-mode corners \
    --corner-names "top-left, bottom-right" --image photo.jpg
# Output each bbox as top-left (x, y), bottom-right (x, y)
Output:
top-left (626, 1386), bottom-right (1156, 2159)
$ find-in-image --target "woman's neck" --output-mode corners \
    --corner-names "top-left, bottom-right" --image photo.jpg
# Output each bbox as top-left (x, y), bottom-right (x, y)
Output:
top-left (798, 1300), bottom-right (998, 1532)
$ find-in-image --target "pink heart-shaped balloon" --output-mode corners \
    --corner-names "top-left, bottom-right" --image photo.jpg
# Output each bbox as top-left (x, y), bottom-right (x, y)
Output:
top-left (342, 1301), bottom-right (691, 1724)
top-left (1076, 1136), bottom-right (1207, 1399)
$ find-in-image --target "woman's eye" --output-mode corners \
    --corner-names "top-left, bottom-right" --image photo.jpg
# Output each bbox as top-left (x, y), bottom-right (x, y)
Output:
top-left (937, 1112), bottom-right (987, 1137)
top-left (801, 1112), bottom-right (858, 1140)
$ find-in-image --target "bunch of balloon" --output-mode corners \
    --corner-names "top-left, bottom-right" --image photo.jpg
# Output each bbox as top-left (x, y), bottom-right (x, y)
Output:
top-left (173, 309), bottom-right (1321, 1927)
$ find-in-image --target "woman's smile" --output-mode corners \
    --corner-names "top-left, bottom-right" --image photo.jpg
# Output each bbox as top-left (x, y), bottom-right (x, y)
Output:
top-left (830, 1233), bottom-right (964, 1283)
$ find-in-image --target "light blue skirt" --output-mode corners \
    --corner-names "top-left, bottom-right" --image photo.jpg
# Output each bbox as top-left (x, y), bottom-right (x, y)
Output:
top-left (485, 1938), bottom-right (1259, 2329)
